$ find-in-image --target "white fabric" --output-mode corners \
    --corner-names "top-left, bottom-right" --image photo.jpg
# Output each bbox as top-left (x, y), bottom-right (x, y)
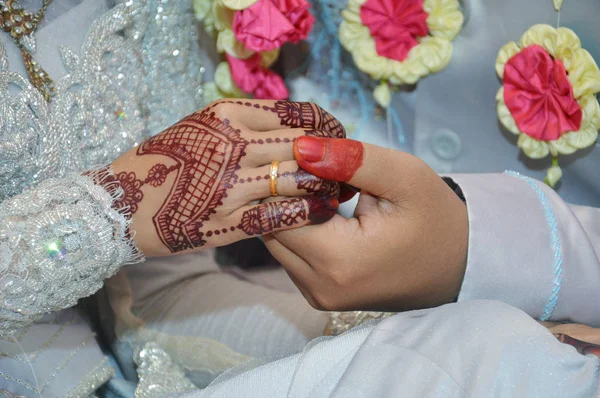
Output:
top-left (181, 301), bottom-right (600, 397)
top-left (452, 174), bottom-right (600, 327)
top-left (103, 250), bottom-right (329, 386)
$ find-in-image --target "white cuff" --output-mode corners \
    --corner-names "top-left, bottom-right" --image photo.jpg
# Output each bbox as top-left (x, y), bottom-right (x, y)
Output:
top-left (448, 173), bottom-right (600, 326)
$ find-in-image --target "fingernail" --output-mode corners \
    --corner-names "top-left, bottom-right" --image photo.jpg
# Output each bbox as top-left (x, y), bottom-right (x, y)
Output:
top-left (307, 197), bottom-right (339, 225)
top-left (295, 136), bottom-right (326, 163)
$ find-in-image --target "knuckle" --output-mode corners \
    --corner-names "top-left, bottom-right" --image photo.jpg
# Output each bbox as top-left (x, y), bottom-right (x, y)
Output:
top-left (208, 100), bottom-right (232, 117)
top-left (329, 268), bottom-right (353, 290)
top-left (310, 290), bottom-right (338, 312)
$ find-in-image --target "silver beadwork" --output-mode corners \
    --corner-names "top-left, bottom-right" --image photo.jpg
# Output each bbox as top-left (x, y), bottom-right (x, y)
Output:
top-left (0, 0), bottom-right (206, 333)
top-left (134, 342), bottom-right (197, 398)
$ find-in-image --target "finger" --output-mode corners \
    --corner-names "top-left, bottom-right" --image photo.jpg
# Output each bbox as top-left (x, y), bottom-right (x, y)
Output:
top-left (207, 99), bottom-right (346, 136)
top-left (262, 235), bottom-right (318, 298)
top-left (294, 136), bottom-right (419, 199)
top-left (240, 129), bottom-right (333, 167)
top-left (226, 196), bottom-right (339, 243)
top-left (235, 161), bottom-right (339, 202)
top-left (271, 213), bottom-right (359, 265)
top-left (239, 128), bottom-right (305, 168)
top-left (339, 184), bottom-right (358, 203)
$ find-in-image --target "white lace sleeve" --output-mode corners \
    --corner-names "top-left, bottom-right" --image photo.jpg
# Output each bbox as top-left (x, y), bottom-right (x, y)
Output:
top-left (0, 168), bottom-right (144, 336)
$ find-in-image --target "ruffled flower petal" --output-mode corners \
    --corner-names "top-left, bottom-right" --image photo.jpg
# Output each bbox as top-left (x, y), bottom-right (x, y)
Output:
top-left (212, 1), bottom-right (235, 31)
top-left (495, 41), bottom-right (520, 79)
top-left (562, 126), bottom-right (599, 150)
top-left (233, 0), bottom-right (314, 53)
top-left (578, 94), bottom-right (600, 129)
top-left (339, 19), bottom-right (372, 54)
top-left (548, 136), bottom-right (578, 156)
top-left (194, 0), bottom-right (213, 19)
top-left (555, 27), bottom-right (581, 71)
top-left (203, 82), bottom-right (225, 104)
top-left (568, 48), bottom-right (600, 98)
top-left (220, 0), bottom-right (260, 10)
top-left (519, 24), bottom-right (558, 56)
top-left (196, 0), bottom-right (217, 38)
top-left (360, 0), bottom-right (429, 62)
top-left (217, 29), bottom-right (255, 58)
top-left (496, 88), bottom-right (521, 135)
top-left (214, 61), bottom-right (245, 97)
top-left (413, 36), bottom-right (453, 73)
top-left (227, 54), bottom-right (289, 99)
top-left (517, 134), bottom-right (549, 159)
top-left (423, 0), bottom-right (463, 40)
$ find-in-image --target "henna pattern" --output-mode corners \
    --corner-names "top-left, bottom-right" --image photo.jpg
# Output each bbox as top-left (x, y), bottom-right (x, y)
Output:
top-left (274, 101), bottom-right (346, 138)
top-left (94, 165), bottom-right (180, 215)
top-left (295, 168), bottom-right (340, 197)
top-left (114, 172), bottom-right (144, 213)
top-left (146, 164), bottom-right (174, 187)
top-left (238, 197), bottom-right (338, 236)
top-left (135, 112), bottom-right (247, 252)
top-left (204, 100), bottom-right (346, 138)
top-left (89, 101), bottom-right (345, 254)
top-left (239, 199), bottom-right (307, 235)
top-left (248, 137), bottom-right (293, 144)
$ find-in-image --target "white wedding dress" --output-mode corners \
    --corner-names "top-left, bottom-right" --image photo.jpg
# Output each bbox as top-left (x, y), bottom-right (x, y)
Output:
top-left (1, 0), bottom-right (600, 397)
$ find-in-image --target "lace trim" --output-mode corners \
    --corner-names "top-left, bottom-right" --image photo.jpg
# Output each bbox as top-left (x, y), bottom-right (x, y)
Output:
top-left (0, 169), bottom-right (144, 336)
top-left (134, 342), bottom-right (197, 398)
top-left (64, 358), bottom-right (114, 398)
top-left (324, 311), bottom-right (393, 336)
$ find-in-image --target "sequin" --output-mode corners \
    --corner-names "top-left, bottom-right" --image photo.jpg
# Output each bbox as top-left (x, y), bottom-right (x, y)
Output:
top-left (134, 342), bottom-right (197, 397)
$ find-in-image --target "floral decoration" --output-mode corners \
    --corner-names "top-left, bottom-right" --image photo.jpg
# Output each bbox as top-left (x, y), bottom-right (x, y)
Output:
top-left (193, 0), bottom-right (314, 101)
top-left (339, 0), bottom-right (463, 108)
top-left (112, 172), bottom-right (144, 213)
top-left (146, 164), bottom-right (169, 187)
top-left (496, 24), bottom-right (600, 187)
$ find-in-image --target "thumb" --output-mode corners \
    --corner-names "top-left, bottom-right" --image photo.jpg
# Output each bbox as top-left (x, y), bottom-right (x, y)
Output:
top-left (294, 136), bottom-right (408, 198)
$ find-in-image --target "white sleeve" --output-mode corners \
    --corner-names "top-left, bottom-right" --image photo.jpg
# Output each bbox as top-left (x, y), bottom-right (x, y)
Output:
top-left (0, 168), bottom-right (143, 336)
top-left (448, 172), bottom-right (600, 327)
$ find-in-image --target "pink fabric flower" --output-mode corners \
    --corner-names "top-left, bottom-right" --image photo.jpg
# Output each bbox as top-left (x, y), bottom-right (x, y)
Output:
top-left (503, 45), bottom-right (582, 141)
top-left (233, 0), bottom-right (315, 52)
top-left (227, 54), bottom-right (289, 99)
top-left (360, 0), bottom-right (429, 62)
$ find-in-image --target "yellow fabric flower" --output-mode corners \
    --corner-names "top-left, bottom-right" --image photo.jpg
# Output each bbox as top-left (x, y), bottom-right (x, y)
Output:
top-left (217, 29), bottom-right (254, 59)
top-left (339, 0), bottom-right (463, 108)
top-left (219, 0), bottom-right (259, 10)
top-left (204, 61), bottom-right (247, 103)
top-left (496, 24), bottom-right (600, 187)
top-left (194, 0), bottom-right (217, 38)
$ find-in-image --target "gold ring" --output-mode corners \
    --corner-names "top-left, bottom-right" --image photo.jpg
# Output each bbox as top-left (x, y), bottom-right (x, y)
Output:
top-left (270, 160), bottom-right (280, 196)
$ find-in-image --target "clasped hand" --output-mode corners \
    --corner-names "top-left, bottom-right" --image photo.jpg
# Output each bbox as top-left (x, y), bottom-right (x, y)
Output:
top-left (110, 100), bottom-right (344, 256)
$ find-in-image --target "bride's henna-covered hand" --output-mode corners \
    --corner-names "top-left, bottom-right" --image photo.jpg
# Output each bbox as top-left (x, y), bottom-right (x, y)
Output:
top-left (264, 137), bottom-right (468, 312)
top-left (107, 100), bottom-right (345, 256)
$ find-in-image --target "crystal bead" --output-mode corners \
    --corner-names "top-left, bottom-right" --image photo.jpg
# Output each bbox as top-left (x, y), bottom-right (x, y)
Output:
top-left (24, 21), bottom-right (32, 29)
top-left (4, 19), bottom-right (12, 27)
top-left (13, 14), bottom-right (22, 22)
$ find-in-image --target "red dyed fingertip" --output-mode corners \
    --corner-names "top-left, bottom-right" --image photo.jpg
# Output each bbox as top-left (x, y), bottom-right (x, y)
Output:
top-left (294, 137), bottom-right (363, 183)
